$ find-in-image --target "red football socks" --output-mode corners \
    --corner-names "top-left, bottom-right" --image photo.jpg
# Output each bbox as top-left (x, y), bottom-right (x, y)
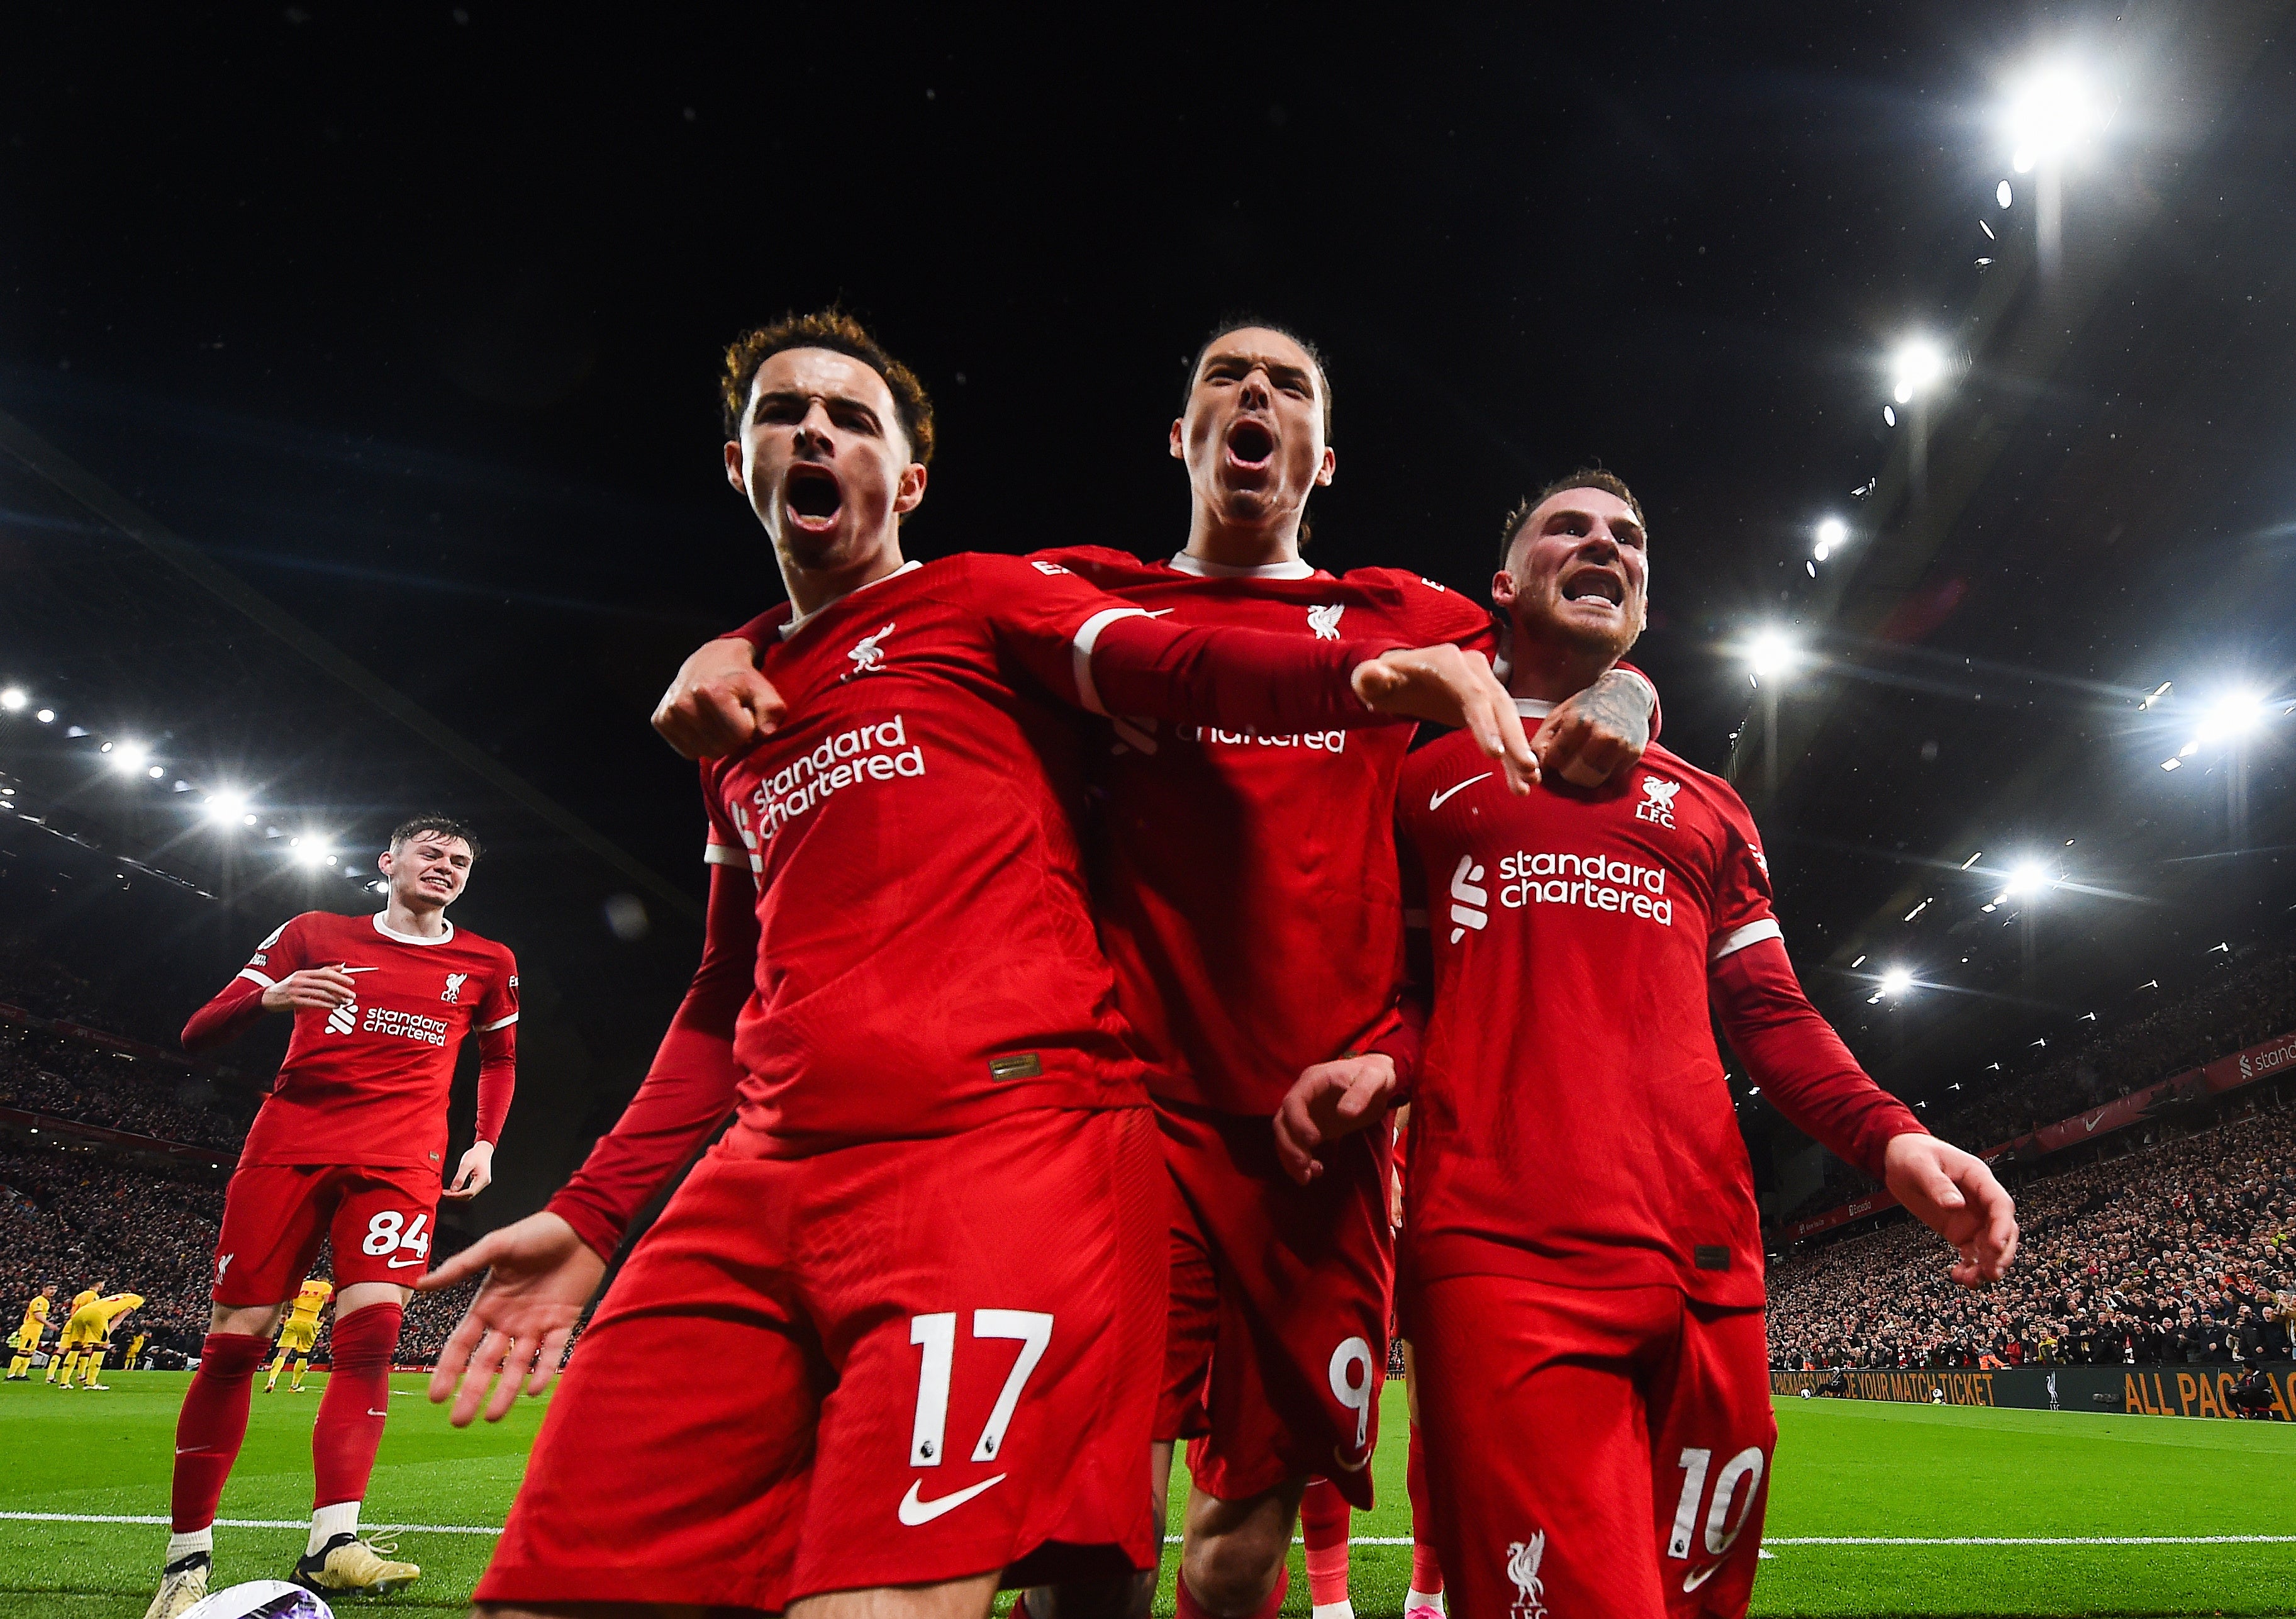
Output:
top-left (1407, 1424), bottom-right (1444, 1597)
top-left (1300, 1477), bottom-right (1352, 1608)
top-left (1177, 1564), bottom-right (1288, 1619)
top-left (311, 1303), bottom-right (401, 1509)
top-left (170, 1333), bottom-right (270, 1532)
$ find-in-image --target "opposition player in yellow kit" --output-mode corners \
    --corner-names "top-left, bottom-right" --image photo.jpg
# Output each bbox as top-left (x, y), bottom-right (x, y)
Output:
top-left (57, 1292), bottom-right (143, 1390)
top-left (48, 1284), bottom-right (106, 1385)
top-left (7, 1285), bottom-right (57, 1381)
top-left (266, 1278), bottom-right (334, 1393)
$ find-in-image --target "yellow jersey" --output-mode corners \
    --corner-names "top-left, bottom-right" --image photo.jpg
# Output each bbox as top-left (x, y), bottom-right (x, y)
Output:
top-left (64, 1293), bottom-right (144, 1338)
top-left (286, 1277), bottom-right (334, 1330)
top-left (17, 1296), bottom-right (50, 1343)
top-left (70, 1288), bottom-right (101, 1316)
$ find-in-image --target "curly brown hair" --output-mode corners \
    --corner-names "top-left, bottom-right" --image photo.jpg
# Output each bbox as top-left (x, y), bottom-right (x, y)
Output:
top-left (389, 814), bottom-right (481, 862)
top-left (1498, 468), bottom-right (1646, 563)
top-left (718, 309), bottom-right (936, 466)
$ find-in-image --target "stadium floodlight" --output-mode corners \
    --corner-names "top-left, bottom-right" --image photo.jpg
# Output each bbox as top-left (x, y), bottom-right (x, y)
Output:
top-left (1747, 629), bottom-right (1800, 686)
top-left (0, 688), bottom-right (24, 712)
top-left (146, 765), bottom-right (164, 779)
top-left (1891, 340), bottom-right (1944, 405)
top-left (2003, 860), bottom-right (2049, 899)
top-left (109, 739), bottom-right (150, 774)
top-left (1879, 965), bottom-right (1914, 997)
top-left (2005, 64), bottom-right (2107, 172)
top-left (2192, 688), bottom-right (2268, 747)
top-left (204, 790), bottom-right (250, 825)
top-left (1813, 517), bottom-right (1847, 561)
top-left (291, 836), bottom-right (333, 869)
top-left (35, 707), bottom-right (54, 723)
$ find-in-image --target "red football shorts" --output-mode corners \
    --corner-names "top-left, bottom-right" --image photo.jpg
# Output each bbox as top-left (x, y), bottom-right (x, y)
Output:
top-left (1156, 1097), bottom-right (1393, 1510)
top-left (476, 1104), bottom-right (1165, 1613)
top-left (212, 1162), bottom-right (443, 1306)
top-left (1410, 1273), bottom-right (1776, 1619)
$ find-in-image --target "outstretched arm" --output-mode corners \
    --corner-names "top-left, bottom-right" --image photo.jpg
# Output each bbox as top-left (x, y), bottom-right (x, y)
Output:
top-left (419, 861), bottom-right (759, 1424)
top-left (1711, 936), bottom-right (2017, 1286)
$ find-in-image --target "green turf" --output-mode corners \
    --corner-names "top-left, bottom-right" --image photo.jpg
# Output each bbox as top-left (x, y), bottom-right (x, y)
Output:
top-left (2, 1374), bottom-right (2292, 1616)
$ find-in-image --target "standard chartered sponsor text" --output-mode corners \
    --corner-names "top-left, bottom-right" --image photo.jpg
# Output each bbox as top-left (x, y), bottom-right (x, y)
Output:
top-left (1497, 849), bottom-right (1673, 924)
top-left (1174, 723), bottom-right (1347, 752)
top-left (754, 714), bottom-right (926, 833)
top-left (362, 1007), bottom-right (450, 1046)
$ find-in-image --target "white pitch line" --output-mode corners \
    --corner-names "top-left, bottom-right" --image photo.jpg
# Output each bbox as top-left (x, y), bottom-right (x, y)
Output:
top-left (8, 1515), bottom-right (2291, 1550)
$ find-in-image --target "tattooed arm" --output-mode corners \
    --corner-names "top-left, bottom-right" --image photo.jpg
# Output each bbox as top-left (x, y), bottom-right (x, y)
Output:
top-left (1532, 666), bottom-right (1656, 786)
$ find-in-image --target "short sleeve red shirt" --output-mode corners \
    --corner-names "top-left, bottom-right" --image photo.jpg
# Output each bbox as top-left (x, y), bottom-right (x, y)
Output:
top-left (702, 553), bottom-right (1193, 1155)
top-left (234, 910), bottom-right (519, 1171)
top-left (1035, 546), bottom-right (1498, 1114)
top-left (1395, 720), bottom-right (1780, 1307)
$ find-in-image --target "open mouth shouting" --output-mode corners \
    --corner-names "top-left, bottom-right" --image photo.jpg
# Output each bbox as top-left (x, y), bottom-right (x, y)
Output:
top-left (783, 463), bottom-right (845, 534)
top-left (1560, 567), bottom-right (1627, 613)
top-left (1224, 417), bottom-right (1276, 473)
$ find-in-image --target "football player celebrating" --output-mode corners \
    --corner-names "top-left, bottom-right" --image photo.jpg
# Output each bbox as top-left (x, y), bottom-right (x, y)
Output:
top-left (1275, 473), bottom-right (2020, 1619)
top-left (652, 321), bottom-right (1658, 1619)
top-left (145, 815), bottom-right (517, 1619)
top-left (421, 310), bottom-right (1537, 1619)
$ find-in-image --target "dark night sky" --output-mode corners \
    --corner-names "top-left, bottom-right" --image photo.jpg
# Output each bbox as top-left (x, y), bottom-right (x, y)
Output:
top-left (4, 3), bottom-right (2293, 1212)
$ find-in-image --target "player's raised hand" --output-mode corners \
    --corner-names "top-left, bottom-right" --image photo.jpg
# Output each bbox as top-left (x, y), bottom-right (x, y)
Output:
top-left (1351, 644), bottom-right (1538, 792)
top-left (653, 636), bottom-right (787, 759)
top-left (420, 1210), bottom-right (605, 1426)
top-left (1532, 667), bottom-right (1654, 787)
top-left (441, 1140), bottom-right (494, 1201)
top-left (1883, 1133), bottom-right (2020, 1287)
top-left (1274, 1054), bottom-right (1398, 1186)
top-left (259, 966), bottom-right (359, 1013)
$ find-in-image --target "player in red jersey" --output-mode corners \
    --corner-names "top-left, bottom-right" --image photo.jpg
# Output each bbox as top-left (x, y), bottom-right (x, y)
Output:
top-left (653, 320), bottom-right (1659, 1619)
top-left (1276, 472), bottom-right (2020, 1619)
top-left (146, 815), bottom-right (516, 1619)
top-left (417, 310), bottom-right (1537, 1619)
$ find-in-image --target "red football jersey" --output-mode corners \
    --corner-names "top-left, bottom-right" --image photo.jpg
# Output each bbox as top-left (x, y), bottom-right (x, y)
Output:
top-left (694, 552), bottom-right (1393, 1158)
top-left (220, 910), bottom-right (518, 1171)
top-left (1396, 703), bottom-right (1919, 1308)
top-left (1037, 546), bottom-right (1497, 1114)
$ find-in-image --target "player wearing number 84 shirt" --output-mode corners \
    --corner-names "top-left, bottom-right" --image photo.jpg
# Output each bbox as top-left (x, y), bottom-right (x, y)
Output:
top-left (146, 814), bottom-right (517, 1619)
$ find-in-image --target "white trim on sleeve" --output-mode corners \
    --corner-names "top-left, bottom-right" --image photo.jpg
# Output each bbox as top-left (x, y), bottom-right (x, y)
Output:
top-left (1071, 607), bottom-right (1153, 715)
top-left (235, 967), bottom-right (277, 990)
top-left (704, 844), bottom-right (746, 867)
top-left (1709, 919), bottom-right (1783, 963)
top-left (479, 1012), bottom-right (521, 1032)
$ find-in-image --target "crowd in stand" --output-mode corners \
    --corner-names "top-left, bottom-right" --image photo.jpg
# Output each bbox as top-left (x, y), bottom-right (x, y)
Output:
top-left (0, 1021), bottom-right (248, 1151)
top-left (1771, 940), bottom-right (2296, 1230)
top-left (1768, 1094), bottom-right (2296, 1369)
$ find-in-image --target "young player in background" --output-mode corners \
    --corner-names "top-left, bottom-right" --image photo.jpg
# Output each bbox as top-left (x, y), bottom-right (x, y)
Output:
top-left (655, 321), bottom-right (1656, 1619)
top-left (125, 1330), bottom-right (149, 1372)
top-left (265, 1277), bottom-right (334, 1394)
top-left (422, 311), bottom-right (1534, 1619)
top-left (1277, 473), bottom-right (2020, 1619)
top-left (46, 1282), bottom-right (102, 1385)
top-left (6, 1284), bottom-right (55, 1381)
top-left (55, 1291), bottom-right (142, 1389)
top-left (145, 815), bottom-right (517, 1619)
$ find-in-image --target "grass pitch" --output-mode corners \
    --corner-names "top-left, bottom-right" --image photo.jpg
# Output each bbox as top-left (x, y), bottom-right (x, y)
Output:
top-left (1, 1374), bottom-right (2291, 1617)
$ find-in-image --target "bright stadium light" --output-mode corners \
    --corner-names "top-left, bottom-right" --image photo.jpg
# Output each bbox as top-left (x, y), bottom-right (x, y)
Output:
top-left (1892, 340), bottom-right (1944, 405)
top-left (1747, 629), bottom-right (1800, 686)
top-left (2193, 688), bottom-right (2268, 747)
top-left (0, 688), bottom-right (25, 712)
top-left (110, 739), bottom-right (150, 774)
top-left (1814, 517), bottom-right (1847, 561)
top-left (2003, 860), bottom-right (2049, 899)
top-left (1879, 965), bottom-right (1915, 997)
top-left (35, 708), bottom-right (54, 724)
top-left (2005, 64), bottom-right (2108, 171)
top-left (291, 836), bottom-right (333, 869)
top-left (204, 790), bottom-right (249, 825)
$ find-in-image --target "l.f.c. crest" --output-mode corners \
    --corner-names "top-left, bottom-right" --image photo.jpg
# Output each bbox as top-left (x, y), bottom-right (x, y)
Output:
top-left (845, 622), bottom-right (896, 680)
top-left (442, 972), bottom-right (469, 1004)
top-left (1636, 775), bottom-right (1680, 827)
top-left (1307, 602), bottom-right (1346, 641)
top-left (1507, 1531), bottom-right (1549, 1619)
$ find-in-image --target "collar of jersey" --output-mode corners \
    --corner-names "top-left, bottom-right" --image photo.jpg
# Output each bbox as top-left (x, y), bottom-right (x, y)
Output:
top-left (1166, 551), bottom-right (1318, 581)
top-left (780, 559), bottom-right (923, 641)
top-left (373, 911), bottom-right (455, 946)
top-left (1512, 697), bottom-right (1554, 719)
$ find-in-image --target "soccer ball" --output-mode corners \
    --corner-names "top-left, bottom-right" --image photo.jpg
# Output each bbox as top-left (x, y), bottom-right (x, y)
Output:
top-left (182, 1581), bottom-right (333, 1619)
top-left (1929, 1387), bottom-right (1945, 1404)
top-left (1797, 1387), bottom-right (1813, 1398)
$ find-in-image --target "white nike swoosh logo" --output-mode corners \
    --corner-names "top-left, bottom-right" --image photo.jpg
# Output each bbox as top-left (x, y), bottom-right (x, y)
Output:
top-left (897, 1474), bottom-right (1006, 1526)
top-left (175, 1447), bottom-right (208, 1456)
top-left (1429, 773), bottom-right (1492, 811)
top-left (384, 1257), bottom-right (425, 1269)
top-left (367, 1409), bottom-right (389, 1416)
top-left (338, 966), bottom-right (380, 974)
top-left (1683, 1562), bottom-right (1725, 1593)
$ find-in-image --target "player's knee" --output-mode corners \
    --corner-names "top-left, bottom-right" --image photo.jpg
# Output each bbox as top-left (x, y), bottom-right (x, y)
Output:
top-left (1181, 1523), bottom-right (1288, 1615)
